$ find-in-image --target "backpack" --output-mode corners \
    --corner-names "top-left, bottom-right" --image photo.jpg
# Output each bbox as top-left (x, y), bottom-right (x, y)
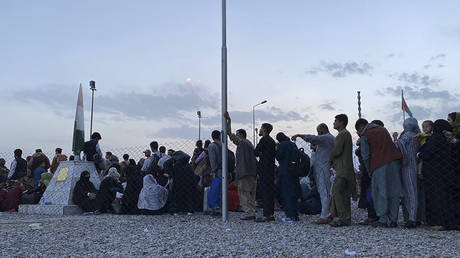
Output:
top-left (147, 154), bottom-right (161, 176)
top-left (290, 147), bottom-right (311, 178)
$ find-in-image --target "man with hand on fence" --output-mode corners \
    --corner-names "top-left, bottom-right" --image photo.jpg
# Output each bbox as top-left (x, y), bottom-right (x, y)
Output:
top-left (224, 112), bottom-right (258, 221)
top-left (292, 123), bottom-right (335, 225)
top-left (328, 114), bottom-right (356, 227)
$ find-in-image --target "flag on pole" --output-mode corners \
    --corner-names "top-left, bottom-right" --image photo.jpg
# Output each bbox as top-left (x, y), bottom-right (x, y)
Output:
top-left (72, 84), bottom-right (85, 155)
top-left (401, 90), bottom-right (413, 118)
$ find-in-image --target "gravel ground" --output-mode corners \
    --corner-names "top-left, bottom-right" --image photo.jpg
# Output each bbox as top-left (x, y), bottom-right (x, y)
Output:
top-left (0, 205), bottom-right (459, 257)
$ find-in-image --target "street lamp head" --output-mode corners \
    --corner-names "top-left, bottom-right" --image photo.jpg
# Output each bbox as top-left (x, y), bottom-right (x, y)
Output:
top-left (89, 81), bottom-right (96, 90)
top-left (261, 100), bottom-right (267, 104)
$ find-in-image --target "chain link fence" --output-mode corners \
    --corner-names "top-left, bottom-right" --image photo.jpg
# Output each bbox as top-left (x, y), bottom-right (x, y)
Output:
top-left (1, 134), bottom-right (458, 230)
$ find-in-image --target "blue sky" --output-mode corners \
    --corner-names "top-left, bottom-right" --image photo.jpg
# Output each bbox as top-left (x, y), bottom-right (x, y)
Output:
top-left (1, 0), bottom-right (459, 157)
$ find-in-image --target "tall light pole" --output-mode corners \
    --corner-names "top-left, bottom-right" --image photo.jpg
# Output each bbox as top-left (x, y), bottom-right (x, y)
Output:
top-left (89, 81), bottom-right (96, 137)
top-left (253, 100), bottom-right (267, 145)
top-left (357, 91), bottom-right (362, 119)
top-left (197, 111), bottom-right (202, 140)
top-left (221, 0), bottom-right (229, 222)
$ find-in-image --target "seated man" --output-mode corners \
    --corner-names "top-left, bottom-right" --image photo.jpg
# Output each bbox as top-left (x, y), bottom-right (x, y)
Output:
top-left (299, 179), bottom-right (322, 215)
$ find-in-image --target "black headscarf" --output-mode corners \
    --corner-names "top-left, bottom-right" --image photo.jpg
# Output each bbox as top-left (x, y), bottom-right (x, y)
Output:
top-left (121, 160), bottom-right (144, 214)
top-left (433, 119), bottom-right (452, 135)
top-left (72, 171), bottom-right (97, 206)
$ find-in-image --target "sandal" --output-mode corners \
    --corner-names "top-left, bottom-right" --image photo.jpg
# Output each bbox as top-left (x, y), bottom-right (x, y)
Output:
top-left (314, 218), bottom-right (331, 224)
top-left (330, 220), bottom-right (349, 227)
top-left (255, 216), bottom-right (274, 222)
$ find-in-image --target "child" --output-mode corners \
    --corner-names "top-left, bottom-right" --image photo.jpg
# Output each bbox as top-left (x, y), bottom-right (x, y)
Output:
top-left (416, 120), bottom-right (434, 177)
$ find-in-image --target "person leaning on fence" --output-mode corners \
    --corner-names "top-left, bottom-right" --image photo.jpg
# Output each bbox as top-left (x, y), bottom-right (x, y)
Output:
top-left (393, 118), bottom-right (421, 228)
top-left (291, 123), bottom-right (335, 225)
top-left (356, 118), bottom-right (402, 228)
top-left (72, 171), bottom-right (97, 213)
top-left (254, 122), bottom-right (276, 223)
top-left (328, 114), bottom-right (356, 227)
top-left (419, 119), bottom-right (457, 230)
top-left (225, 112), bottom-right (258, 221)
top-left (50, 148), bottom-right (68, 174)
top-left (276, 132), bottom-right (301, 222)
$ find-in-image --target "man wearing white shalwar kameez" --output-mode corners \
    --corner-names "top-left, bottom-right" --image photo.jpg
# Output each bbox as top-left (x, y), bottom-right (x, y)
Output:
top-left (292, 123), bottom-right (335, 224)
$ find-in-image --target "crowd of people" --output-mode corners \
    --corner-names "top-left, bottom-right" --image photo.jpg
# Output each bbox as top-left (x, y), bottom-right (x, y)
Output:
top-left (0, 112), bottom-right (459, 231)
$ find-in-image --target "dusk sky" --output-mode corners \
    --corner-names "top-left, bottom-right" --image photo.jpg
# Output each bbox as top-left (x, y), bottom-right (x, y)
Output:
top-left (1, 1), bottom-right (459, 159)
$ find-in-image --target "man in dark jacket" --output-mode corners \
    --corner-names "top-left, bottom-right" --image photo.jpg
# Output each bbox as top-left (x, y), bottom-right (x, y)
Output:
top-left (225, 112), bottom-right (258, 221)
top-left (84, 132), bottom-right (104, 171)
top-left (8, 149), bottom-right (28, 180)
top-left (254, 123), bottom-right (276, 222)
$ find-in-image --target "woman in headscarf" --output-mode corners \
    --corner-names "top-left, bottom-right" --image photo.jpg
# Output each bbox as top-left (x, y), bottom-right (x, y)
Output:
top-left (121, 159), bottom-right (144, 214)
top-left (420, 119), bottom-right (456, 230)
top-left (447, 112), bottom-right (460, 227)
top-left (72, 171), bottom-right (98, 212)
top-left (276, 132), bottom-right (301, 222)
top-left (94, 168), bottom-right (123, 215)
top-left (393, 117), bottom-right (421, 228)
top-left (138, 174), bottom-right (168, 215)
top-left (164, 151), bottom-right (199, 214)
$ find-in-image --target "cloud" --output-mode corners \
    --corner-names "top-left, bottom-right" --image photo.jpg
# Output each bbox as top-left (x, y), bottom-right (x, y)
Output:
top-left (6, 83), bottom-right (218, 122)
top-left (424, 54), bottom-right (446, 69)
top-left (386, 53), bottom-right (396, 58)
top-left (208, 107), bottom-right (309, 125)
top-left (305, 61), bottom-right (373, 78)
top-left (390, 72), bottom-right (441, 87)
top-left (428, 54), bottom-right (446, 62)
top-left (379, 85), bottom-right (457, 101)
top-left (319, 102), bottom-right (336, 111)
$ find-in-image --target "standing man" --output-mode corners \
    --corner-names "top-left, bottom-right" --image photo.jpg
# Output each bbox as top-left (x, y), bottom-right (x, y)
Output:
top-left (224, 112), bottom-right (258, 221)
top-left (50, 148), bottom-right (68, 173)
top-left (207, 130), bottom-right (223, 215)
top-left (292, 123), bottom-right (335, 224)
top-left (328, 114), bottom-right (356, 227)
top-left (254, 123), bottom-right (276, 222)
top-left (8, 149), bottom-right (28, 180)
top-left (138, 149), bottom-right (151, 168)
top-left (355, 118), bottom-right (402, 228)
top-left (141, 141), bottom-right (160, 174)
